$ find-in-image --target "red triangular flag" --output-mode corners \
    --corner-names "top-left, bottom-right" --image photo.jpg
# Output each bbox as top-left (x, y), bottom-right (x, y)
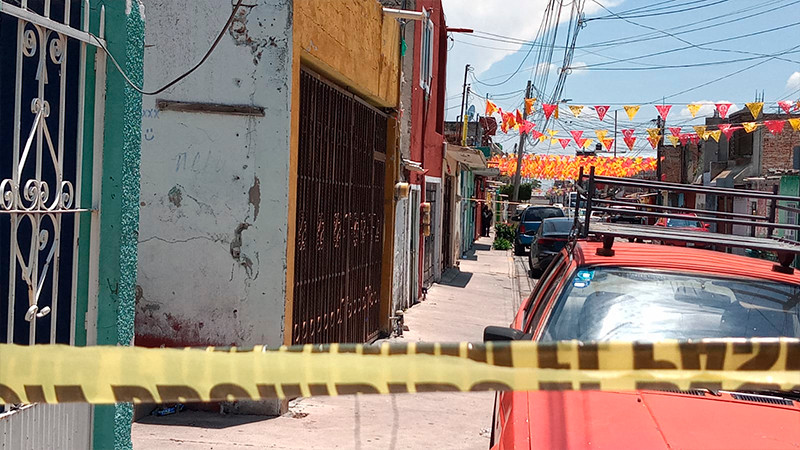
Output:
top-left (765, 120), bottom-right (785, 135)
top-left (647, 136), bottom-right (660, 149)
top-left (717, 124), bottom-right (736, 140)
top-left (542, 104), bottom-right (557, 119)
top-left (621, 129), bottom-right (635, 139)
top-left (689, 134), bottom-right (700, 145)
top-left (668, 127), bottom-right (682, 137)
top-left (678, 134), bottom-right (690, 146)
top-left (624, 136), bottom-right (636, 150)
top-left (531, 130), bottom-right (543, 140)
top-left (778, 101), bottom-right (794, 115)
top-left (655, 105), bottom-right (672, 121)
top-left (715, 103), bottom-right (732, 119)
top-left (602, 138), bottom-right (614, 150)
top-left (570, 130), bottom-right (584, 143)
top-left (595, 105), bottom-right (610, 121)
top-left (516, 109), bottom-right (524, 124)
top-left (558, 138), bottom-right (571, 149)
top-left (575, 138), bottom-right (587, 148)
top-left (519, 120), bottom-right (535, 135)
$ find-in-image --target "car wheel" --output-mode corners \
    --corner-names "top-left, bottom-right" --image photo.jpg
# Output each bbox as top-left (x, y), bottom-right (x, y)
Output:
top-left (514, 243), bottom-right (525, 256)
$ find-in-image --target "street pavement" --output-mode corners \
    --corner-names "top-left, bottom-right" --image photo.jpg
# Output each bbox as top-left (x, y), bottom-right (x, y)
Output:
top-left (132, 237), bottom-right (529, 449)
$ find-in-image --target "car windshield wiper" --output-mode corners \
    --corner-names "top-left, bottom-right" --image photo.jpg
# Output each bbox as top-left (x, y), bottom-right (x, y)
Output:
top-left (725, 389), bottom-right (800, 402)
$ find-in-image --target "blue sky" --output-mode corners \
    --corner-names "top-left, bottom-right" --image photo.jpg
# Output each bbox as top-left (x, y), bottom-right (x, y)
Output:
top-left (441, 0), bottom-right (800, 157)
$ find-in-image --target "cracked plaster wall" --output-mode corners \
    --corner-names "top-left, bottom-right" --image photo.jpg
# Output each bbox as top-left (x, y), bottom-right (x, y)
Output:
top-left (136, 0), bottom-right (291, 348)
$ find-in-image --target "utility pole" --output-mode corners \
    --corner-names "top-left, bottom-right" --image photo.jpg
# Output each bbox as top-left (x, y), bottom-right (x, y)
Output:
top-left (512, 80), bottom-right (533, 202)
top-left (613, 109), bottom-right (618, 157)
top-left (461, 85), bottom-right (471, 146)
top-left (458, 64), bottom-right (471, 145)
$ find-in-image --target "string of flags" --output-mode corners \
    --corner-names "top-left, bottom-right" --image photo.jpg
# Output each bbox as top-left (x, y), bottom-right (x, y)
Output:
top-left (487, 154), bottom-right (657, 180)
top-left (485, 98), bottom-right (800, 151)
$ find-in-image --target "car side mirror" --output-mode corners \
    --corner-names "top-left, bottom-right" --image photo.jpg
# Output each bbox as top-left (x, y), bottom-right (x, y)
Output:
top-left (483, 326), bottom-right (530, 342)
top-left (703, 223), bottom-right (711, 229)
top-left (511, 215), bottom-right (521, 222)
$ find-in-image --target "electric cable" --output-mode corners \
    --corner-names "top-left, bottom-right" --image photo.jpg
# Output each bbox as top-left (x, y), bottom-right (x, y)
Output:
top-left (92, 0), bottom-right (245, 96)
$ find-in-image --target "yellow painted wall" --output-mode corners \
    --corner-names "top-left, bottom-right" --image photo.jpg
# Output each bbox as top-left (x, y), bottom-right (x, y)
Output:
top-left (294, 0), bottom-right (400, 108)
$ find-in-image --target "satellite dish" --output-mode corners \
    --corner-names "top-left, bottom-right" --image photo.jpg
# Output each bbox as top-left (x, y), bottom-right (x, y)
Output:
top-left (467, 104), bottom-right (476, 120)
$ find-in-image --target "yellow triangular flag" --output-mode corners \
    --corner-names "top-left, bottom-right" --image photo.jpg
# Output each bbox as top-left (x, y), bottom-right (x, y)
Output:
top-left (569, 105), bottom-right (584, 117)
top-left (551, 138), bottom-right (560, 145)
top-left (745, 102), bottom-right (763, 120)
top-left (547, 129), bottom-right (558, 137)
top-left (646, 128), bottom-right (661, 139)
top-left (693, 125), bottom-right (707, 136)
top-left (687, 104), bottom-right (702, 118)
top-left (583, 138), bottom-right (595, 149)
top-left (595, 129), bottom-right (608, 141)
top-left (709, 130), bottom-right (722, 142)
top-left (788, 118), bottom-right (800, 131)
top-left (742, 122), bottom-right (759, 133)
top-left (538, 134), bottom-right (548, 142)
top-left (668, 135), bottom-right (680, 147)
top-left (623, 105), bottom-right (640, 121)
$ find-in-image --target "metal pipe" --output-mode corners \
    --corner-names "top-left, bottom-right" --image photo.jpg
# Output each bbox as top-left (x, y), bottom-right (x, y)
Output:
top-left (584, 175), bottom-right (796, 202)
top-left (383, 7), bottom-right (426, 21)
top-left (594, 198), bottom-right (769, 221)
top-left (591, 206), bottom-right (800, 232)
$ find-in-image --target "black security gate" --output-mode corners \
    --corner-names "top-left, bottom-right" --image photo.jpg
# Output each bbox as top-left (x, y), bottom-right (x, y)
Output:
top-left (293, 70), bottom-right (386, 344)
top-left (423, 183), bottom-right (437, 288)
top-left (442, 176), bottom-right (453, 270)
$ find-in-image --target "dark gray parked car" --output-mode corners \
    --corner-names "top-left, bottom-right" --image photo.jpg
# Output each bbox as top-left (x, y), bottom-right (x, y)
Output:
top-left (528, 217), bottom-right (574, 278)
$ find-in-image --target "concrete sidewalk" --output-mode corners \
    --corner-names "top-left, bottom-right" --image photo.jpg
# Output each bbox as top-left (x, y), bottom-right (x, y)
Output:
top-left (132, 236), bottom-right (517, 449)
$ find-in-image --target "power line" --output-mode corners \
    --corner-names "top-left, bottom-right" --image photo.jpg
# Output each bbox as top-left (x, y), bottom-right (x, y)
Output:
top-left (589, 0), bottom-right (728, 21)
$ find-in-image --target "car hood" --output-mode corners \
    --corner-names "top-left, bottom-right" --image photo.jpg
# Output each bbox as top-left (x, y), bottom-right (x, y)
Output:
top-left (526, 390), bottom-right (800, 449)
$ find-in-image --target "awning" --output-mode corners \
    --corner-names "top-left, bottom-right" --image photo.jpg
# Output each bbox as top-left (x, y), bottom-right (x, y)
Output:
top-left (446, 144), bottom-right (487, 170)
top-left (473, 168), bottom-right (500, 177)
top-left (401, 159), bottom-right (425, 173)
top-left (711, 165), bottom-right (748, 188)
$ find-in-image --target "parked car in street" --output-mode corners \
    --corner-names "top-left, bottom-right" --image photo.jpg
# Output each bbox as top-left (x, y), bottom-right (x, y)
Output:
top-left (486, 237), bottom-right (800, 449)
top-left (512, 206), bottom-right (565, 255)
top-left (605, 204), bottom-right (646, 225)
top-left (654, 213), bottom-right (710, 247)
top-left (528, 217), bottom-right (573, 278)
top-left (485, 172), bottom-right (800, 449)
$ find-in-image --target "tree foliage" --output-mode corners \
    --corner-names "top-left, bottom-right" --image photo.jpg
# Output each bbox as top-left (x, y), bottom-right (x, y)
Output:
top-left (498, 181), bottom-right (541, 201)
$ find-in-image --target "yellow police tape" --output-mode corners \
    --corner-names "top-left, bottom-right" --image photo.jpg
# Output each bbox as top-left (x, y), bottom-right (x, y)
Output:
top-left (2, 339), bottom-right (800, 404)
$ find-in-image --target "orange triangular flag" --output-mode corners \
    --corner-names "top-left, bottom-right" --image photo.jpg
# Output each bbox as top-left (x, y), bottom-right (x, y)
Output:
top-left (485, 100), bottom-right (499, 116)
top-left (687, 104), bottom-right (702, 118)
top-left (569, 105), bottom-right (584, 117)
top-left (647, 136), bottom-right (660, 149)
top-left (602, 138), bottom-right (614, 150)
top-left (745, 102), bottom-right (763, 120)
top-left (646, 128), bottom-right (661, 139)
top-left (623, 105), bottom-right (640, 121)
top-left (788, 118), bottom-right (800, 131)
top-left (708, 130), bottom-right (721, 142)
top-left (742, 122), bottom-right (759, 133)
top-left (595, 130), bottom-right (608, 141)
top-left (582, 138), bottom-right (595, 149)
top-left (693, 125), bottom-right (707, 136)
top-left (516, 109), bottom-right (524, 124)
top-left (524, 98), bottom-right (536, 115)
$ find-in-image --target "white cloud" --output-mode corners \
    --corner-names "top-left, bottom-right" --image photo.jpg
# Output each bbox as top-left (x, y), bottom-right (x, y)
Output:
top-left (678, 100), bottom-right (739, 120)
top-left (443, 0), bottom-right (620, 117)
top-left (534, 62), bottom-right (558, 76)
top-left (569, 61), bottom-right (588, 74)
top-left (787, 72), bottom-right (800, 92)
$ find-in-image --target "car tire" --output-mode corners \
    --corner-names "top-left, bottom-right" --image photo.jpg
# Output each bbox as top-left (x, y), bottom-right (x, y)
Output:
top-left (514, 243), bottom-right (525, 256)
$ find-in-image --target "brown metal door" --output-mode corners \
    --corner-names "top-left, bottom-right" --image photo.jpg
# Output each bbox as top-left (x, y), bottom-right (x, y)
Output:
top-left (293, 70), bottom-right (386, 344)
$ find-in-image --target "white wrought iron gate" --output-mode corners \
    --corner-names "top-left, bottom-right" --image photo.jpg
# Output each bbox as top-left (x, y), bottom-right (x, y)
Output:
top-left (1, 0), bottom-right (105, 447)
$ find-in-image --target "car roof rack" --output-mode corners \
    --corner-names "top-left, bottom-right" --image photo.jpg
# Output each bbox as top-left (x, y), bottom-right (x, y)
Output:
top-left (572, 166), bottom-right (800, 274)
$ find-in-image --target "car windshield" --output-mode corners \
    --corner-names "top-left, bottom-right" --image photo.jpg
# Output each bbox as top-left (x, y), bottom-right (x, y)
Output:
top-left (541, 267), bottom-right (800, 342)
top-left (524, 207), bottom-right (564, 222)
top-left (668, 218), bottom-right (702, 228)
top-left (542, 219), bottom-right (573, 234)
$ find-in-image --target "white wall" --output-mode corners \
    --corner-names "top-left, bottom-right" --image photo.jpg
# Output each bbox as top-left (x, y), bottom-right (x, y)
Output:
top-left (136, 0), bottom-right (292, 348)
top-left (392, 197), bottom-right (410, 313)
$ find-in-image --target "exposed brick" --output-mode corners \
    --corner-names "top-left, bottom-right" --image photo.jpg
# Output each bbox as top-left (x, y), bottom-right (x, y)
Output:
top-left (762, 126), bottom-right (800, 174)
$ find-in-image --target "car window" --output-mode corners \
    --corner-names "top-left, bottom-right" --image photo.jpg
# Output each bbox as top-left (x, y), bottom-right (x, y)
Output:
top-left (523, 207), bottom-right (564, 222)
top-left (541, 267), bottom-right (800, 342)
top-left (524, 258), bottom-right (570, 333)
top-left (667, 218), bottom-right (701, 228)
top-left (542, 219), bottom-right (573, 234)
top-left (523, 252), bottom-right (565, 324)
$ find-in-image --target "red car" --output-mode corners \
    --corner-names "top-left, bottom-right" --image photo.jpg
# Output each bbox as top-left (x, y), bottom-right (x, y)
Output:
top-left (654, 213), bottom-right (710, 247)
top-left (486, 239), bottom-right (800, 449)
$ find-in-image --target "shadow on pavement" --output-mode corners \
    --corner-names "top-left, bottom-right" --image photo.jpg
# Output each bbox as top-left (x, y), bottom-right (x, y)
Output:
top-left (136, 410), bottom-right (271, 429)
top-left (439, 269), bottom-right (473, 288)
